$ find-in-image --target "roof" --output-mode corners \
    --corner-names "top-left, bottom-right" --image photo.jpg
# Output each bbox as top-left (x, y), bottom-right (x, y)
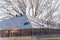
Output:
top-left (0, 14), bottom-right (60, 30)
top-left (0, 15), bottom-right (32, 30)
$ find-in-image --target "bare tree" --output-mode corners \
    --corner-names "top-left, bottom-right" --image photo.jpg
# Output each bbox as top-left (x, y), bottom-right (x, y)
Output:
top-left (44, 0), bottom-right (60, 27)
top-left (4, 0), bottom-right (26, 14)
top-left (3, 0), bottom-right (60, 27)
top-left (4, 0), bottom-right (42, 16)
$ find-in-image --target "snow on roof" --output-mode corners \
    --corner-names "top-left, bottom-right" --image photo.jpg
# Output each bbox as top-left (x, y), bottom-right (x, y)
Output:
top-left (0, 15), bottom-right (32, 30)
